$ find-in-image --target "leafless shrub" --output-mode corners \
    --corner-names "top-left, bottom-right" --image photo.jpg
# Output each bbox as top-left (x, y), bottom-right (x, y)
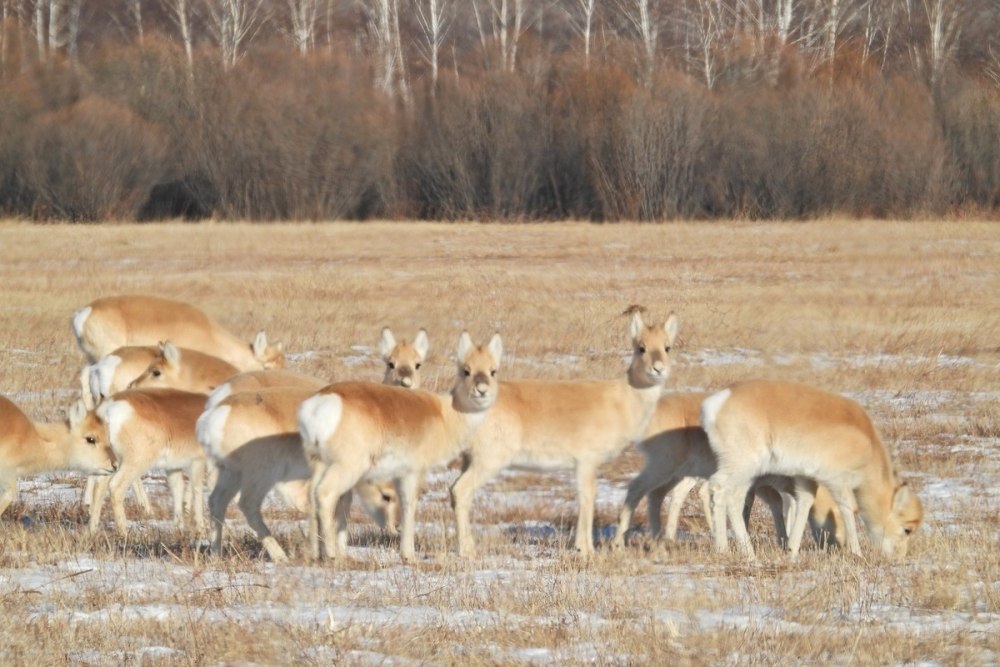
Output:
top-left (193, 53), bottom-right (397, 220)
top-left (937, 78), bottom-right (1000, 209)
top-left (397, 71), bottom-right (552, 219)
top-left (22, 94), bottom-right (167, 221)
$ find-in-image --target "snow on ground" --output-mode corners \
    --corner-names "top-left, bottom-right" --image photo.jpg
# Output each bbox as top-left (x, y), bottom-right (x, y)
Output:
top-left (3, 348), bottom-right (998, 663)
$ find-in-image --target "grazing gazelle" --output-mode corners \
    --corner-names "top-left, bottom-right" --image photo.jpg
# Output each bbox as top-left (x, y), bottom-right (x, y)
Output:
top-left (701, 379), bottom-right (923, 560)
top-left (299, 331), bottom-right (503, 562)
top-left (614, 392), bottom-right (845, 550)
top-left (450, 306), bottom-right (677, 558)
top-left (1, 396), bottom-right (117, 517)
top-left (127, 341), bottom-right (240, 394)
top-left (197, 328), bottom-right (431, 561)
top-left (89, 388), bottom-right (209, 535)
top-left (81, 345), bottom-right (161, 409)
top-left (72, 294), bottom-right (284, 371)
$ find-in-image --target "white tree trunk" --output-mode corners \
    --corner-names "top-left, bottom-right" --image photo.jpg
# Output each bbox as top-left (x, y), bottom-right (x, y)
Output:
top-left (161, 0), bottom-right (194, 74)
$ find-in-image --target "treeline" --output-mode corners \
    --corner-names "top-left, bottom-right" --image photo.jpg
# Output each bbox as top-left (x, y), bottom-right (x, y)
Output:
top-left (1, 0), bottom-right (999, 221)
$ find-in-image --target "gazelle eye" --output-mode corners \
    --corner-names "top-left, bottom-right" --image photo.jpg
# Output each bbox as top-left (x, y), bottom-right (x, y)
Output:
top-left (664, 345), bottom-right (671, 353)
top-left (638, 345), bottom-right (647, 354)
top-left (152, 369), bottom-right (161, 377)
top-left (387, 362), bottom-right (396, 370)
top-left (463, 368), bottom-right (471, 377)
top-left (903, 528), bottom-right (913, 536)
top-left (415, 363), bottom-right (421, 370)
top-left (85, 436), bottom-right (97, 445)
top-left (490, 369), bottom-right (497, 377)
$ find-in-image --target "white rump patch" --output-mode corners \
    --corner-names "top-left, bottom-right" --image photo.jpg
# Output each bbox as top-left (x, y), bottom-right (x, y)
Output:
top-left (71, 306), bottom-right (92, 347)
top-left (699, 388), bottom-right (732, 433)
top-left (90, 355), bottom-right (123, 401)
top-left (298, 393), bottom-right (343, 454)
top-left (204, 382), bottom-right (233, 412)
top-left (96, 399), bottom-right (135, 456)
top-left (196, 404), bottom-right (231, 461)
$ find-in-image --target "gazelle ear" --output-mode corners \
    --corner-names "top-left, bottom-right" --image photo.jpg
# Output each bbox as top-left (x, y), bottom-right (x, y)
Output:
top-left (379, 327), bottom-right (396, 360)
top-left (892, 483), bottom-right (913, 511)
top-left (413, 329), bottom-right (430, 361)
top-left (487, 333), bottom-right (503, 367)
top-left (68, 400), bottom-right (87, 429)
top-left (663, 312), bottom-right (679, 345)
top-left (162, 340), bottom-right (181, 366)
top-left (79, 365), bottom-right (96, 410)
top-left (253, 331), bottom-right (268, 357)
top-left (456, 331), bottom-right (474, 363)
top-left (628, 309), bottom-right (645, 340)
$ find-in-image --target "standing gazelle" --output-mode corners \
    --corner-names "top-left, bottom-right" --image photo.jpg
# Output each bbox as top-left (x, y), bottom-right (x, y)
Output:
top-left (450, 306), bottom-right (678, 557)
top-left (73, 294), bottom-right (285, 371)
top-left (1, 396), bottom-right (117, 517)
top-left (701, 379), bottom-right (923, 560)
top-left (299, 331), bottom-right (503, 562)
top-left (197, 328), bottom-right (431, 561)
top-left (89, 388), bottom-right (209, 535)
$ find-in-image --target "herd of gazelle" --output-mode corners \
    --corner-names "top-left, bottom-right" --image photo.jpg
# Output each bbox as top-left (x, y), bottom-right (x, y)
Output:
top-left (0, 295), bottom-right (923, 563)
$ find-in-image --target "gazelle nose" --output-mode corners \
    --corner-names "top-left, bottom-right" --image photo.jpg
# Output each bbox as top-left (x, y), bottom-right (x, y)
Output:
top-left (400, 376), bottom-right (413, 388)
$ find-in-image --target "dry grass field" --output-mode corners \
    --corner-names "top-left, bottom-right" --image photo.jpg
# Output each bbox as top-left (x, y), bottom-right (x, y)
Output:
top-left (0, 220), bottom-right (998, 665)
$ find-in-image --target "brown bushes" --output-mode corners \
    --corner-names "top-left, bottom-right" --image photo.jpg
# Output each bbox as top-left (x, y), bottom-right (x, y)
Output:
top-left (22, 94), bottom-right (167, 221)
top-left (0, 44), bottom-right (995, 221)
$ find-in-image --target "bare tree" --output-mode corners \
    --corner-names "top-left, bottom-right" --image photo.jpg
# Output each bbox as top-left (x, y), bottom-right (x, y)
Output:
top-left (414, 0), bottom-right (452, 88)
top-left (286, 0), bottom-right (320, 54)
top-left (680, 0), bottom-right (730, 89)
top-left (47, 0), bottom-right (62, 52)
top-left (128, 0), bottom-right (143, 43)
top-left (204, 0), bottom-right (268, 70)
top-left (365, 0), bottom-right (408, 98)
top-left (66, 0), bottom-right (82, 60)
top-left (617, 0), bottom-right (660, 86)
top-left (32, 0), bottom-right (45, 60)
top-left (473, 0), bottom-right (530, 72)
top-left (162, 0), bottom-right (195, 72)
top-left (921, 0), bottom-right (964, 90)
top-left (563, 0), bottom-right (597, 67)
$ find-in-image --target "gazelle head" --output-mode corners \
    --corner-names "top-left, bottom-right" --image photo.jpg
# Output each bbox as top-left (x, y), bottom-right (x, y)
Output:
top-left (380, 327), bottom-right (429, 389)
top-left (452, 331), bottom-right (503, 412)
top-left (625, 306), bottom-right (679, 389)
top-left (65, 400), bottom-right (117, 474)
top-left (128, 341), bottom-right (182, 390)
top-left (873, 482), bottom-right (923, 558)
top-left (252, 331), bottom-right (285, 370)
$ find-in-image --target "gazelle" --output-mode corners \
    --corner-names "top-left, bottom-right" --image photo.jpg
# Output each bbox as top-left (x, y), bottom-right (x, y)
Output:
top-left (80, 342), bottom-right (237, 512)
top-left (81, 345), bottom-right (161, 409)
top-left (613, 392), bottom-right (712, 547)
top-left (1, 396), bottom-right (117, 517)
top-left (701, 379), bottom-right (922, 560)
top-left (614, 392), bottom-right (845, 549)
top-left (299, 331), bottom-right (502, 562)
top-left (127, 341), bottom-right (239, 394)
top-left (198, 328), bottom-right (430, 561)
top-left (204, 369), bottom-right (330, 412)
top-left (89, 388), bottom-right (209, 535)
top-left (450, 307), bottom-right (677, 558)
top-left (72, 294), bottom-right (285, 371)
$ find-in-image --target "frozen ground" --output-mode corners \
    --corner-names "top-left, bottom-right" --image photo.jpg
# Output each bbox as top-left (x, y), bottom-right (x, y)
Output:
top-left (2, 348), bottom-right (998, 664)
